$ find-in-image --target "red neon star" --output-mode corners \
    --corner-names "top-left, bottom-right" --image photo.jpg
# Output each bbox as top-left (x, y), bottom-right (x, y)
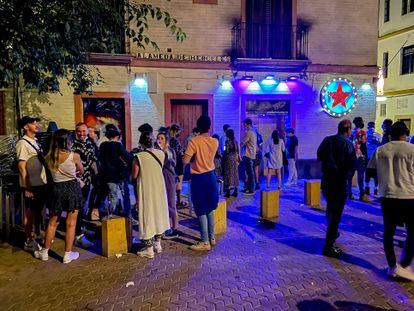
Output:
top-left (328, 83), bottom-right (351, 108)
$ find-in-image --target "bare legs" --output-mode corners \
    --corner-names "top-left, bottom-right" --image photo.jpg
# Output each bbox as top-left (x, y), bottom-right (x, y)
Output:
top-left (266, 169), bottom-right (282, 189)
top-left (43, 210), bottom-right (78, 252)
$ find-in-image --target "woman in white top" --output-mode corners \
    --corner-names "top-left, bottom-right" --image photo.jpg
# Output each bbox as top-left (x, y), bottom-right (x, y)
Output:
top-left (35, 129), bottom-right (84, 264)
top-left (264, 130), bottom-right (286, 189)
top-left (132, 131), bottom-right (170, 259)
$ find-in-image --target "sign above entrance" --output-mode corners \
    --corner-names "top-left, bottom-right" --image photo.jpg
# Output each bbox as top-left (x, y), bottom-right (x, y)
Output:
top-left (320, 78), bottom-right (357, 117)
top-left (136, 52), bottom-right (231, 62)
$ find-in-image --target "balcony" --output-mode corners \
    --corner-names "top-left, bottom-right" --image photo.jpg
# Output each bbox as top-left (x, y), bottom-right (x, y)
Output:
top-left (231, 23), bottom-right (310, 72)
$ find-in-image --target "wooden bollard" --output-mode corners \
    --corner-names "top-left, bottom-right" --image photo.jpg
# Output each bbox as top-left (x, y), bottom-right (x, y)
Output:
top-left (214, 199), bottom-right (227, 235)
top-left (260, 189), bottom-right (280, 219)
top-left (304, 180), bottom-right (321, 208)
top-left (102, 216), bottom-right (128, 257)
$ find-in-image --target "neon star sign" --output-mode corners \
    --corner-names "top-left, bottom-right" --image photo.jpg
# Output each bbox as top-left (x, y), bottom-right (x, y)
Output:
top-left (320, 78), bottom-right (358, 117)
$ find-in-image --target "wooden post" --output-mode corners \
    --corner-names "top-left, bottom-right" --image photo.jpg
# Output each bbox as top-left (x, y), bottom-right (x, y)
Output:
top-left (260, 189), bottom-right (280, 219)
top-left (304, 180), bottom-right (322, 208)
top-left (214, 199), bottom-right (227, 235)
top-left (101, 216), bottom-right (128, 258)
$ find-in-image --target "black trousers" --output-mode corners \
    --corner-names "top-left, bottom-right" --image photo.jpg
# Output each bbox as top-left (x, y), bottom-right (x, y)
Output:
top-left (323, 189), bottom-right (347, 248)
top-left (75, 184), bottom-right (91, 236)
top-left (381, 198), bottom-right (414, 268)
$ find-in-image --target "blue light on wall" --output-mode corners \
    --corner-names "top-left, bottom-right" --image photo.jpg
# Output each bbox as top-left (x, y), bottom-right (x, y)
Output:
top-left (321, 78), bottom-right (357, 117)
top-left (134, 78), bottom-right (147, 87)
top-left (221, 80), bottom-right (232, 89)
top-left (261, 75), bottom-right (277, 86)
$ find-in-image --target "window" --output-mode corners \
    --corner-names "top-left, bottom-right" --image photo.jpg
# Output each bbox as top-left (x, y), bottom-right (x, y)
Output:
top-left (380, 104), bottom-right (387, 117)
top-left (402, 0), bottom-right (414, 14)
top-left (383, 52), bottom-right (389, 78)
top-left (402, 45), bottom-right (414, 75)
top-left (384, 0), bottom-right (390, 22)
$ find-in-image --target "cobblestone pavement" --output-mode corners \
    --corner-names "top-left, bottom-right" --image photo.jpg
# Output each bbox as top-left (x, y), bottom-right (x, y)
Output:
top-left (1, 181), bottom-right (414, 311)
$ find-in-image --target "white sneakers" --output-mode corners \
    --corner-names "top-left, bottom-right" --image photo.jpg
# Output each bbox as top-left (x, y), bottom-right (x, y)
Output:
top-left (34, 248), bottom-right (49, 261)
top-left (63, 251), bottom-right (80, 264)
top-left (153, 241), bottom-right (162, 254)
top-left (137, 246), bottom-right (155, 259)
top-left (389, 264), bottom-right (414, 281)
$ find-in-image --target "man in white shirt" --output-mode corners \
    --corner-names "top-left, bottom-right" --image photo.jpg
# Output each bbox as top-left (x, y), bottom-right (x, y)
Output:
top-left (15, 116), bottom-right (47, 252)
top-left (241, 118), bottom-right (257, 195)
top-left (368, 121), bottom-right (414, 281)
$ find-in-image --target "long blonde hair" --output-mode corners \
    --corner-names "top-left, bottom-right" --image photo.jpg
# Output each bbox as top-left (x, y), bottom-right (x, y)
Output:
top-left (45, 129), bottom-right (72, 171)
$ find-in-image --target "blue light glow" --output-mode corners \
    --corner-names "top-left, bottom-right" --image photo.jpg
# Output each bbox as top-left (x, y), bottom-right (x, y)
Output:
top-left (221, 80), bottom-right (232, 89)
top-left (361, 83), bottom-right (372, 90)
top-left (261, 75), bottom-right (277, 86)
top-left (134, 78), bottom-right (147, 87)
top-left (276, 81), bottom-right (289, 92)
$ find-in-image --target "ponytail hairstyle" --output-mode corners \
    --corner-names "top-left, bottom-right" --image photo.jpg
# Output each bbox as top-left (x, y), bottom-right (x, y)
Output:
top-left (272, 130), bottom-right (280, 145)
top-left (46, 129), bottom-right (72, 171)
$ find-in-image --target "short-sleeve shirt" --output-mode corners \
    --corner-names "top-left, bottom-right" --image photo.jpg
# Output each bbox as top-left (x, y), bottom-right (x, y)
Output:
top-left (241, 130), bottom-right (257, 159)
top-left (286, 135), bottom-right (298, 159)
top-left (183, 134), bottom-right (218, 174)
top-left (72, 138), bottom-right (97, 186)
top-left (368, 141), bottom-right (414, 199)
top-left (15, 135), bottom-right (47, 187)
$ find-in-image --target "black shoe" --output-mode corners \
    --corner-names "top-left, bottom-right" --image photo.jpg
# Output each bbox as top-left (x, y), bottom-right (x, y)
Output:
top-left (224, 190), bottom-right (231, 198)
top-left (255, 184), bottom-right (261, 191)
top-left (162, 229), bottom-right (179, 240)
top-left (374, 188), bottom-right (378, 196)
top-left (322, 245), bottom-right (343, 257)
top-left (231, 189), bottom-right (238, 197)
top-left (365, 187), bottom-right (370, 195)
top-left (241, 188), bottom-right (248, 194)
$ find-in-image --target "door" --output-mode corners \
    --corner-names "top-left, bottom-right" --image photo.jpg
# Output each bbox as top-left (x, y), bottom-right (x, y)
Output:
top-left (170, 99), bottom-right (208, 147)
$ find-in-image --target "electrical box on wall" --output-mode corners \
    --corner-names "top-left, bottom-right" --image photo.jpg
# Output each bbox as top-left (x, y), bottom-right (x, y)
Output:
top-left (147, 72), bottom-right (158, 94)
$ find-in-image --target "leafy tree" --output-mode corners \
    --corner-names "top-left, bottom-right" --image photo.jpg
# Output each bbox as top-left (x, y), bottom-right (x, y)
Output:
top-left (0, 0), bottom-right (186, 94)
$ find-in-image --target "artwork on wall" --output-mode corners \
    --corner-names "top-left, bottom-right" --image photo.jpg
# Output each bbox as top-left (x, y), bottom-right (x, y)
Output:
top-left (246, 99), bottom-right (290, 115)
top-left (82, 98), bottom-right (125, 143)
top-left (320, 78), bottom-right (357, 117)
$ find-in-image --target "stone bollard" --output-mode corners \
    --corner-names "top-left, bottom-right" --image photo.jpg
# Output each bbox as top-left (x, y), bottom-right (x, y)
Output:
top-left (214, 199), bottom-right (227, 235)
top-left (260, 189), bottom-right (280, 219)
top-left (102, 216), bottom-right (128, 257)
top-left (304, 180), bottom-right (322, 208)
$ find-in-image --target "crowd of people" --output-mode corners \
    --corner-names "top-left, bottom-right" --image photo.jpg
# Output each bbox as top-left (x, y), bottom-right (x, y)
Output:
top-left (14, 113), bottom-right (414, 282)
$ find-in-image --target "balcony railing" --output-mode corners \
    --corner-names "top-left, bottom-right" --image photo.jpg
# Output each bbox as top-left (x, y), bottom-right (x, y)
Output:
top-left (232, 23), bottom-right (309, 60)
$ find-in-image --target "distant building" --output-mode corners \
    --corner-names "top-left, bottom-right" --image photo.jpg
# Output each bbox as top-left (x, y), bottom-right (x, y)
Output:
top-left (377, 0), bottom-right (414, 133)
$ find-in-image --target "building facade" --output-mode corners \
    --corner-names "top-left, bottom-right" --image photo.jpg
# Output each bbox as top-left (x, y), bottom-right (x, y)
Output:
top-left (1, 0), bottom-right (379, 176)
top-left (377, 0), bottom-right (414, 132)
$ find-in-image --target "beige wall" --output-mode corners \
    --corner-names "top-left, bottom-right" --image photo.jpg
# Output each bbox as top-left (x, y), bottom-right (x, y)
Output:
top-left (297, 0), bottom-right (378, 66)
top-left (379, 0), bottom-right (414, 36)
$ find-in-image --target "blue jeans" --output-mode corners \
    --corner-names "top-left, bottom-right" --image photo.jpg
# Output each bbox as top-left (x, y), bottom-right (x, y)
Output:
top-left (121, 181), bottom-right (131, 218)
top-left (198, 211), bottom-right (215, 242)
top-left (347, 157), bottom-right (366, 197)
top-left (107, 182), bottom-right (120, 214)
top-left (242, 156), bottom-right (255, 192)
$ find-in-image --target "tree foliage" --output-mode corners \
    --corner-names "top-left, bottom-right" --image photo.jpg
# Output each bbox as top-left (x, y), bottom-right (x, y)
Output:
top-left (0, 0), bottom-right (186, 94)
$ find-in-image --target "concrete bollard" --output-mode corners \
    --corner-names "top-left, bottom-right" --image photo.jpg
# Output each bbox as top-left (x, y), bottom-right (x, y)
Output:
top-left (214, 199), bottom-right (227, 235)
top-left (102, 216), bottom-right (128, 257)
top-left (304, 180), bottom-right (322, 208)
top-left (260, 189), bottom-right (280, 219)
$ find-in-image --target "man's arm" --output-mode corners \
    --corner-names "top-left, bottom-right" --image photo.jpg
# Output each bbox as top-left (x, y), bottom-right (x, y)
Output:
top-left (183, 139), bottom-right (195, 165)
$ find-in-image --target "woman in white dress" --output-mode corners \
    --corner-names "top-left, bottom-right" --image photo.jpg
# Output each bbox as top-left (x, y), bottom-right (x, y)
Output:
top-left (264, 130), bottom-right (286, 189)
top-left (132, 131), bottom-right (170, 259)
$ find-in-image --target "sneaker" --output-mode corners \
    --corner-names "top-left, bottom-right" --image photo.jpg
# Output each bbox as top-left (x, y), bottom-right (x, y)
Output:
top-left (396, 264), bottom-right (414, 281)
top-left (163, 229), bottom-right (179, 240)
top-left (266, 186), bottom-right (270, 190)
top-left (34, 248), bottom-right (49, 261)
top-left (210, 238), bottom-right (216, 246)
top-left (322, 245), bottom-right (343, 258)
top-left (387, 266), bottom-right (398, 278)
top-left (131, 218), bottom-right (139, 226)
top-left (241, 188), bottom-right (248, 194)
top-left (137, 246), bottom-right (155, 258)
top-left (63, 251), bottom-right (80, 264)
top-left (189, 241), bottom-right (211, 251)
top-left (82, 227), bottom-right (95, 238)
top-left (24, 241), bottom-right (34, 252)
top-left (153, 241), bottom-right (162, 253)
top-left (255, 184), bottom-right (261, 191)
top-left (75, 234), bottom-right (94, 248)
top-left (359, 195), bottom-right (373, 203)
top-left (243, 190), bottom-right (255, 196)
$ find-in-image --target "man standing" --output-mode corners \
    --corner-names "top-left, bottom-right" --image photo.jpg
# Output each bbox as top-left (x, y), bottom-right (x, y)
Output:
top-left (241, 118), bottom-right (257, 195)
top-left (368, 121), bottom-right (414, 281)
top-left (285, 128), bottom-right (299, 186)
top-left (72, 122), bottom-right (96, 248)
top-left (365, 121), bottom-right (381, 196)
top-left (317, 120), bottom-right (356, 257)
top-left (16, 116), bottom-right (47, 251)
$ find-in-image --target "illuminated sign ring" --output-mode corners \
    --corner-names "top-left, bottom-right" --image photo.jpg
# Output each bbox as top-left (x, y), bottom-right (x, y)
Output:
top-left (320, 78), bottom-right (358, 117)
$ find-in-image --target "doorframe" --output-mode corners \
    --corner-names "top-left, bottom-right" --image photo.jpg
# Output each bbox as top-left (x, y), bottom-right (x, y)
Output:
top-left (74, 92), bottom-right (132, 150)
top-left (164, 93), bottom-right (214, 134)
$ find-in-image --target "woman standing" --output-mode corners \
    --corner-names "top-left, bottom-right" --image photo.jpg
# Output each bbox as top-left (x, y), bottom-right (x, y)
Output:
top-left (264, 130), bottom-right (285, 190)
top-left (223, 129), bottom-right (240, 198)
top-left (183, 116), bottom-right (219, 251)
top-left (34, 129), bottom-right (84, 263)
top-left (156, 132), bottom-right (179, 239)
top-left (132, 132), bottom-right (170, 258)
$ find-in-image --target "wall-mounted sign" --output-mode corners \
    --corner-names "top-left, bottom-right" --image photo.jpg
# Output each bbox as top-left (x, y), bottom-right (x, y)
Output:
top-left (320, 78), bottom-right (357, 117)
top-left (136, 52), bottom-right (231, 62)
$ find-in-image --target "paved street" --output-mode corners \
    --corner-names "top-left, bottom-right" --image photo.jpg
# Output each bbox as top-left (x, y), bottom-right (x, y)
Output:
top-left (1, 181), bottom-right (414, 311)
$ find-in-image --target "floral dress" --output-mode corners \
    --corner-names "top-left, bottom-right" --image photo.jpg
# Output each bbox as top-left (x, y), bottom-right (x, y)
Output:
top-left (223, 139), bottom-right (240, 188)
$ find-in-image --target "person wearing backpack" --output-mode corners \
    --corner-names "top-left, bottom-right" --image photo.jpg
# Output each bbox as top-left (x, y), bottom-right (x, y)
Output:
top-left (16, 116), bottom-right (48, 252)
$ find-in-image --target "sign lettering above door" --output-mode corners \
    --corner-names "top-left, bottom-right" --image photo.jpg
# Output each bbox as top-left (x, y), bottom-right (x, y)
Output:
top-left (136, 52), bottom-right (231, 62)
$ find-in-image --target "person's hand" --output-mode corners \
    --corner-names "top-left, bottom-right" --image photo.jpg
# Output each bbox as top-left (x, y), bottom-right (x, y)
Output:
top-left (24, 190), bottom-right (34, 199)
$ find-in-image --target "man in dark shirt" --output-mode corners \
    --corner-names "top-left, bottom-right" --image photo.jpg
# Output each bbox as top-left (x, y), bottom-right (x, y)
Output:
top-left (317, 120), bottom-right (356, 257)
top-left (285, 128), bottom-right (299, 185)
